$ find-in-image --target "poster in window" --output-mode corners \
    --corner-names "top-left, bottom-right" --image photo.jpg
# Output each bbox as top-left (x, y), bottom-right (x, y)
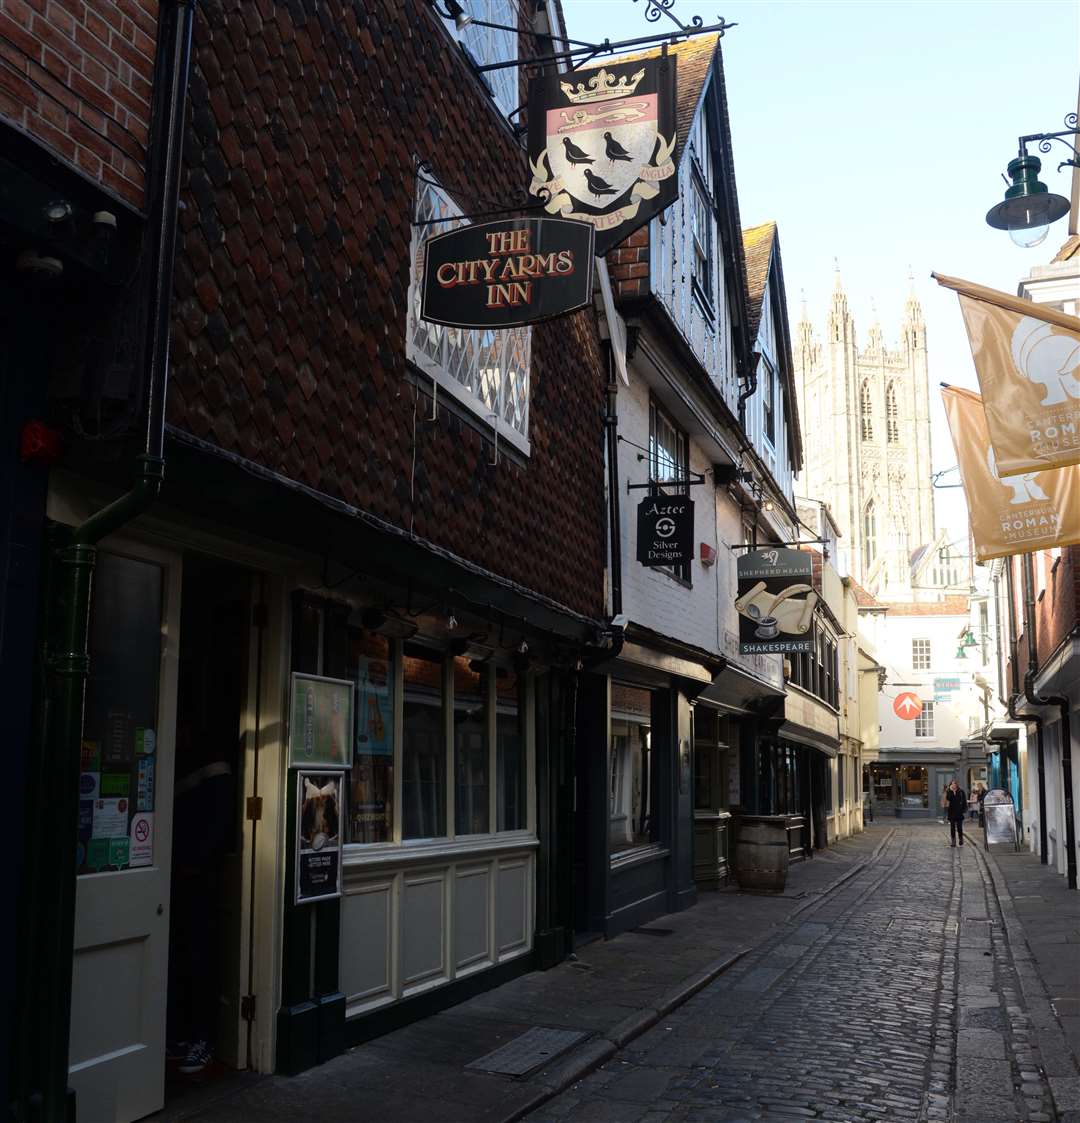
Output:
top-left (295, 769), bottom-right (344, 904)
top-left (288, 673), bottom-right (353, 769)
top-left (356, 655), bottom-right (392, 758)
top-left (736, 549), bottom-right (817, 654)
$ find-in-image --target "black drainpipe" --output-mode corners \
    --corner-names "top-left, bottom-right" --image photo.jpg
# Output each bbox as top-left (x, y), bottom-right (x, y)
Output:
top-left (1021, 554), bottom-right (1076, 890)
top-left (1005, 557), bottom-right (1048, 863)
top-left (604, 345), bottom-right (622, 618)
top-left (27, 3), bottom-right (197, 1118)
top-left (736, 352), bottom-right (761, 428)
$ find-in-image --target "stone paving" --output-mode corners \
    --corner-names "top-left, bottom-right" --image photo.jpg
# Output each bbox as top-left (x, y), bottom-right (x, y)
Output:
top-left (524, 824), bottom-right (1073, 1123)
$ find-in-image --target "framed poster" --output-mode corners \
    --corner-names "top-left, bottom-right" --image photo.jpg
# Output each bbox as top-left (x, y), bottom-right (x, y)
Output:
top-left (288, 673), bottom-right (353, 769)
top-left (295, 769), bottom-right (344, 905)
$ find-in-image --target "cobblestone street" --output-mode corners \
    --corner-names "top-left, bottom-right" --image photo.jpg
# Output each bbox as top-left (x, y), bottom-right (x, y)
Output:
top-left (525, 823), bottom-right (1073, 1123)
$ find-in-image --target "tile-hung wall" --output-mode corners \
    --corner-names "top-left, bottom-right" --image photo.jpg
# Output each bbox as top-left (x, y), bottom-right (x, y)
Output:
top-left (315, 617), bottom-right (537, 1017)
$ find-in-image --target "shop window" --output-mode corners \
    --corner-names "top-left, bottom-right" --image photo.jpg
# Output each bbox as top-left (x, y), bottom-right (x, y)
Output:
top-left (497, 670), bottom-right (526, 831)
top-left (837, 754), bottom-right (845, 808)
top-left (402, 646), bottom-right (447, 839)
top-left (899, 765), bottom-right (928, 808)
top-left (912, 637), bottom-right (931, 670)
top-left (914, 701), bottom-right (935, 739)
top-left (351, 632), bottom-right (395, 843)
top-left (407, 174), bottom-right (532, 454)
top-left (610, 683), bottom-right (656, 855)
top-left (694, 707), bottom-right (730, 812)
top-left (454, 656), bottom-right (489, 835)
top-left (649, 398), bottom-right (691, 582)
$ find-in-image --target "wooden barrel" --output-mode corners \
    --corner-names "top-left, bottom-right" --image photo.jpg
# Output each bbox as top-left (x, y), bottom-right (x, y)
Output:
top-left (733, 815), bottom-right (790, 893)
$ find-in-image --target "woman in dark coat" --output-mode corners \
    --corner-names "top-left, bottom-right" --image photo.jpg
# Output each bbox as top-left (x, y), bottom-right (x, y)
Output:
top-left (945, 779), bottom-right (968, 846)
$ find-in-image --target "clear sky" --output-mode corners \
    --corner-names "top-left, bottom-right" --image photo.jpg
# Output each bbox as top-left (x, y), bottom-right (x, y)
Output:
top-left (563, 0), bottom-right (1079, 541)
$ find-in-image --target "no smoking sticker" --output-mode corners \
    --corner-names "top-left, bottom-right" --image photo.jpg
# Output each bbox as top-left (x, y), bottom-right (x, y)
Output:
top-left (130, 811), bottom-right (154, 867)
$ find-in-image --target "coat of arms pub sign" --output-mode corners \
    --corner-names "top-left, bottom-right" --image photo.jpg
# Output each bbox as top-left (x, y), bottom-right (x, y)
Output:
top-left (527, 55), bottom-right (679, 257)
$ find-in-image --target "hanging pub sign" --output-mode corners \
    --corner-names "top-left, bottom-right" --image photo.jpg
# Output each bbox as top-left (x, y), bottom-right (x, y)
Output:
top-left (295, 769), bottom-right (344, 904)
top-left (735, 548), bottom-right (818, 654)
top-left (527, 53), bottom-right (679, 257)
top-left (420, 217), bottom-right (595, 330)
top-left (637, 493), bottom-right (694, 567)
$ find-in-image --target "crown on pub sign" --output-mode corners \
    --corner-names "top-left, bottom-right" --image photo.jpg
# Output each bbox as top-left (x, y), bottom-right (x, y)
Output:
top-left (559, 67), bottom-right (646, 105)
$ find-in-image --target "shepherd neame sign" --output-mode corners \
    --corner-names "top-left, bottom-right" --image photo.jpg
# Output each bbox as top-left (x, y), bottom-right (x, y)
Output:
top-left (420, 217), bottom-right (595, 330)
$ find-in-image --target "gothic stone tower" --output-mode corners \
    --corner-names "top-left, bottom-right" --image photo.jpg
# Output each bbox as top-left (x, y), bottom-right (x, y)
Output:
top-left (794, 270), bottom-right (934, 596)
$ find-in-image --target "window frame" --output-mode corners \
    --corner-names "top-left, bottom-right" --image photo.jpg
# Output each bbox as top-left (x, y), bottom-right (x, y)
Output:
top-left (912, 637), bottom-right (931, 671)
top-left (886, 381), bottom-right (899, 443)
top-left (860, 380), bottom-right (873, 441)
top-left (689, 167), bottom-right (714, 309)
top-left (609, 682), bottom-right (660, 860)
top-left (439, 0), bottom-right (524, 122)
top-left (761, 355), bottom-right (776, 446)
top-left (407, 173), bottom-right (532, 456)
top-left (914, 700), bottom-right (935, 739)
top-left (344, 638), bottom-right (534, 851)
top-left (648, 396), bottom-right (692, 584)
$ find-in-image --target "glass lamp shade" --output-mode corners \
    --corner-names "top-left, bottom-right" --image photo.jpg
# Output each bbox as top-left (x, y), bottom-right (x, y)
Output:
top-left (987, 155), bottom-right (1070, 246)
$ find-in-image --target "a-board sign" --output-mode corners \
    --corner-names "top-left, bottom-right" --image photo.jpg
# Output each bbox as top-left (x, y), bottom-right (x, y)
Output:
top-left (295, 769), bottom-right (344, 905)
top-left (527, 54), bottom-right (679, 256)
top-left (636, 494), bottom-right (694, 567)
top-left (982, 788), bottom-right (1019, 850)
top-left (735, 548), bottom-right (818, 654)
top-left (420, 217), bottom-right (595, 329)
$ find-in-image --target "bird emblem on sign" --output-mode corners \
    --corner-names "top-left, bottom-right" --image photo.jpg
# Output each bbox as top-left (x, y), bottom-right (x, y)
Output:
top-left (528, 56), bottom-right (679, 256)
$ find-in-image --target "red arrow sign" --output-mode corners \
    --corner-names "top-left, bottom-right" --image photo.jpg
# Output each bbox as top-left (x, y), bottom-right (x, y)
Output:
top-left (893, 692), bottom-right (923, 720)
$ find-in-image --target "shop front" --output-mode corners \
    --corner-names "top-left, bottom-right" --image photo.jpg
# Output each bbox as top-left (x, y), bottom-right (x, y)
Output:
top-left (869, 753), bottom-right (960, 818)
top-left (574, 633), bottom-right (715, 940)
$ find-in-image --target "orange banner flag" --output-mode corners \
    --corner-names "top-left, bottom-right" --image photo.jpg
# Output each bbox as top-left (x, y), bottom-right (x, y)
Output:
top-left (941, 384), bottom-right (1080, 560)
top-left (933, 273), bottom-right (1080, 478)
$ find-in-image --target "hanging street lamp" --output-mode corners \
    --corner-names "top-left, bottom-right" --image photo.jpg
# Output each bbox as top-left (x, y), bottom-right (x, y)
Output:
top-left (986, 112), bottom-right (1078, 248)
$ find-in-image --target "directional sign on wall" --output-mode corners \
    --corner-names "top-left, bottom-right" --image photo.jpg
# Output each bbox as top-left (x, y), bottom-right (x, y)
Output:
top-left (893, 692), bottom-right (923, 720)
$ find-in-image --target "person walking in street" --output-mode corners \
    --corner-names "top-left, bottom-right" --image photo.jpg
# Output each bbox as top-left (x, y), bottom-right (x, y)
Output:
top-left (945, 779), bottom-right (968, 846)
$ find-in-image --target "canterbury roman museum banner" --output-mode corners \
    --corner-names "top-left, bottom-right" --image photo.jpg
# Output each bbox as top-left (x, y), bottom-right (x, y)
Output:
top-left (934, 272), bottom-right (1080, 477)
top-left (941, 384), bottom-right (1080, 560)
top-left (527, 54), bottom-right (678, 257)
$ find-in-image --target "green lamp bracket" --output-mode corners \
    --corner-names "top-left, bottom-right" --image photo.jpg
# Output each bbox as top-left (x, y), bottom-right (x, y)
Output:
top-left (1018, 112), bottom-right (1080, 174)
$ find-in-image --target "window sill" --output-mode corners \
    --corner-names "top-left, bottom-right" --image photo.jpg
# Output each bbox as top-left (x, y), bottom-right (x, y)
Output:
top-left (610, 844), bottom-right (670, 872)
top-left (343, 831), bottom-right (538, 870)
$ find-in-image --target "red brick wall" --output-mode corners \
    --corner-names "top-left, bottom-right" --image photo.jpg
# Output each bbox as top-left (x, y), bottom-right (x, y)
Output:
top-left (167, 0), bottom-right (607, 620)
top-left (607, 227), bottom-right (649, 300)
top-left (0, 0), bottom-right (158, 208)
top-left (1009, 548), bottom-right (1079, 687)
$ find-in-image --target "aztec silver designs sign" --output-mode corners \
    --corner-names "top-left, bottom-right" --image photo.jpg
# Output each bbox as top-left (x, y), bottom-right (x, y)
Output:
top-left (527, 55), bottom-right (678, 256)
top-left (735, 549), bottom-right (818, 655)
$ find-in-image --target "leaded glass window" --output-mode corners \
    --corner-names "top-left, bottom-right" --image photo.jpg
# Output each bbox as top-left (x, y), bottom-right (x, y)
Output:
top-left (407, 175), bottom-right (532, 454)
top-left (443, 0), bottom-right (522, 120)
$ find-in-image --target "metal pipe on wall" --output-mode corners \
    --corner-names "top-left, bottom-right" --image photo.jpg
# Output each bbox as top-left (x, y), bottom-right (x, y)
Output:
top-left (21, 3), bottom-right (198, 1117)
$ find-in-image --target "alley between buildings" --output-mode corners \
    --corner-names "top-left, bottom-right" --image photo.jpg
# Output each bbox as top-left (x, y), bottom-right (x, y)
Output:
top-left (151, 823), bottom-right (1079, 1123)
top-left (525, 823), bottom-right (1072, 1123)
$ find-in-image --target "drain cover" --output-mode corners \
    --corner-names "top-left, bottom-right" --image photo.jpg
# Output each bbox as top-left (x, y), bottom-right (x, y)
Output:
top-left (631, 926), bottom-right (674, 936)
top-left (465, 1027), bottom-right (587, 1076)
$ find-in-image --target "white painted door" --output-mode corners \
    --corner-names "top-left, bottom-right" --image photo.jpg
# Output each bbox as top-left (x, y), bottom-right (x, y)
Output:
top-left (68, 542), bottom-right (181, 1123)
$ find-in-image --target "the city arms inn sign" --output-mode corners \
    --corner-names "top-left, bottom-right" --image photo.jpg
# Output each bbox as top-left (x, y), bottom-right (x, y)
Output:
top-left (421, 217), bottom-right (595, 329)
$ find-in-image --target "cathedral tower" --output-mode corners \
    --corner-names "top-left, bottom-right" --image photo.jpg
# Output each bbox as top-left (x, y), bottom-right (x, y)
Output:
top-left (793, 273), bottom-right (935, 597)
